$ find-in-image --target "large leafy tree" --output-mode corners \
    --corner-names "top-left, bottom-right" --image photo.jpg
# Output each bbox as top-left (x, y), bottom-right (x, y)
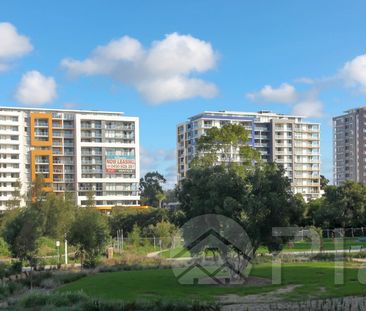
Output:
top-left (177, 163), bottom-right (301, 280)
top-left (41, 192), bottom-right (77, 240)
top-left (3, 207), bottom-right (44, 266)
top-left (309, 181), bottom-right (366, 228)
top-left (139, 172), bottom-right (166, 206)
top-left (177, 123), bottom-right (302, 280)
top-left (191, 123), bottom-right (260, 174)
top-left (109, 207), bottom-right (168, 236)
top-left (68, 208), bottom-right (110, 267)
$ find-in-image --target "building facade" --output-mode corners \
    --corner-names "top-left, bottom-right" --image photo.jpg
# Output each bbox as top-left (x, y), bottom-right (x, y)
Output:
top-left (177, 111), bottom-right (321, 201)
top-left (0, 107), bottom-right (140, 211)
top-left (333, 107), bottom-right (366, 185)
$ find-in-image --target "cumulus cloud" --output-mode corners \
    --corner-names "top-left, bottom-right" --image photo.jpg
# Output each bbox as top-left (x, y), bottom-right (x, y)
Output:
top-left (292, 99), bottom-right (324, 118)
top-left (247, 83), bottom-right (324, 118)
top-left (0, 22), bottom-right (33, 70)
top-left (246, 83), bottom-right (298, 104)
top-left (61, 33), bottom-right (218, 103)
top-left (342, 54), bottom-right (366, 91)
top-left (15, 71), bottom-right (57, 105)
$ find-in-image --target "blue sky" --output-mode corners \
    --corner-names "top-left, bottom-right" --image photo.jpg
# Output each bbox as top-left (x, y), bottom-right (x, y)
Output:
top-left (1, 1), bottom-right (366, 187)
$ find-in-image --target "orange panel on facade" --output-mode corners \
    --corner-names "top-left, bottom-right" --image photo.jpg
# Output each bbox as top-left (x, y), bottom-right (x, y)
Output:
top-left (31, 149), bottom-right (53, 183)
top-left (30, 112), bottom-right (53, 147)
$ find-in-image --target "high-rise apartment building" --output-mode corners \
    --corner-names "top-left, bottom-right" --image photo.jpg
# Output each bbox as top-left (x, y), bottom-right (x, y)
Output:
top-left (333, 107), bottom-right (366, 185)
top-left (177, 111), bottom-right (321, 201)
top-left (0, 107), bottom-right (140, 211)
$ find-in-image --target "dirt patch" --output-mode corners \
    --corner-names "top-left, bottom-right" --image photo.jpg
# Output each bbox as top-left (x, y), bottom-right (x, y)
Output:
top-left (219, 284), bottom-right (302, 305)
top-left (199, 276), bottom-right (271, 286)
top-left (221, 296), bottom-right (366, 311)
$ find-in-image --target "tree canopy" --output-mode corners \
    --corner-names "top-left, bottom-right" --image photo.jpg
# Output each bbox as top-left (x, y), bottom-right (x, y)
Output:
top-left (139, 171), bottom-right (166, 206)
top-left (191, 123), bottom-right (260, 173)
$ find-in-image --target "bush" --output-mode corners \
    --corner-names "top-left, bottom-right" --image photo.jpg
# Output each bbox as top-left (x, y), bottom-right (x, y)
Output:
top-left (21, 291), bottom-right (50, 308)
top-left (0, 237), bottom-right (10, 257)
top-left (0, 281), bottom-right (25, 300)
top-left (9, 260), bottom-right (22, 274)
top-left (40, 277), bottom-right (61, 289)
top-left (19, 291), bottom-right (220, 310)
top-left (53, 271), bottom-right (87, 284)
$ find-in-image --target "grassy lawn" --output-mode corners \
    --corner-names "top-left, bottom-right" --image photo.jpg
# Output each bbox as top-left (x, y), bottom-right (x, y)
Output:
top-left (58, 262), bottom-right (366, 302)
top-left (160, 238), bottom-right (366, 258)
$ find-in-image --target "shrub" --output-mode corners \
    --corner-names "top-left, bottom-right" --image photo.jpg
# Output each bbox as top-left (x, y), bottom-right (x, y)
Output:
top-left (40, 277), bottom-right (61, 289)
top-left (53, 271), bottom-right (87, 284)
top-left (0, 237), bottom-right (10, 257)
top-left (21, 291), bottom-right (50, 308)
top-left (18, 291), bottom-right (220, 310)
top-left (9, 260), bottom-right (22, 274)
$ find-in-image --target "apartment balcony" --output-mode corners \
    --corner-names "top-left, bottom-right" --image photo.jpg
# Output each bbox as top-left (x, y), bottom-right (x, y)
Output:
top-left (52, 112), bottom-right (62, 119)
top-left (81, 152), bottom-right (102, 156)
top-left (52, 123), bottom-right (62, 129)
top-left (35, 160), bottom-right (49, 164)
top-left (34, 121), bottom-right (49, 127)
top-left (35, 170), bottom-right (49, 175)
top-left (82, 169), bottom-right (103, 174)
top-left (81, 124), bottom-right (102, 129)
top-left (81, 160), bottom-right (103, 165)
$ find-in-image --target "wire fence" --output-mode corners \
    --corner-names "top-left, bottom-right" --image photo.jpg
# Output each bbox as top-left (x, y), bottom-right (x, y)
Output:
top-left (112, 235), bottom-right (182, 253)
top-left (297, 227), bottom-right (366, 239)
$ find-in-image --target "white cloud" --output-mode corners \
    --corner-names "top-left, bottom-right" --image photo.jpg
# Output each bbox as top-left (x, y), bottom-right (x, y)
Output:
top-left (342, 54), bottom-right (366, 91)
top-left (15, 71), bottom-right (57, 105)
top-left (246, 83), bottom-right (298, 104)
top-left (0, 22), bottom-right (33, 70)
top-left (61, 33), bottom-right (218, 104)
top-left (292, 99), bottom-right (323, 118)
top-left (247, 82), bottom-right (323, 118)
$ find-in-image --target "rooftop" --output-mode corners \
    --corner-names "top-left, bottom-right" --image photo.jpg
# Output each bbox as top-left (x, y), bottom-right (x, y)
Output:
top-left (188, 110), bottom-right (307, 121)
top-left (0, 106), bottom-right (124, 115)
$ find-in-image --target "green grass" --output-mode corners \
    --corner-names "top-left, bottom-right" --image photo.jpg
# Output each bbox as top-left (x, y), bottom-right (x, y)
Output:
top-left (57, 262), bottom-right (366, 302)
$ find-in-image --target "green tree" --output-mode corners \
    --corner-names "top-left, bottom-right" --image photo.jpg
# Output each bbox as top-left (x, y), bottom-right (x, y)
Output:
top-left (320, 175), bottom-right (329, 190)
top-left (147, 220), bottom-right (178, 248)
top-left (177, 163), bottom-right (302, 280)
top-left (68, 208), bottom-right (109, 268)
top-left (6, 179), bottom-right (23, 209)
top-left (309, 181), bottom-right (366, 228)
top-left (30, 174), bottom-right (47, 204)
top-left (3, 206), bottom-right (44, 268)
top-left (0, 237), bottom-right (10, 257)
top-left (129, 224), bottom-right (141, 247)
top-left (155, 191), bottom-right (166, 209)
top-left (85, 190), bottom-right (96, 209)
top-left (41, 193), bottom-right (77, 240)
top-left (109, 207), bottom-right (168, 237)
top-left (139, 172), bottom-right (166, 206)
top-left (191, 123), bottom-right (260, 174)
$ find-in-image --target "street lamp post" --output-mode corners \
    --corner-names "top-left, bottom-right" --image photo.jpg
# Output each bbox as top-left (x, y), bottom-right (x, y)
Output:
top-left (56, 240), bottom-right (60, 267)
top-left (64, 233), bottom-right (68, 265)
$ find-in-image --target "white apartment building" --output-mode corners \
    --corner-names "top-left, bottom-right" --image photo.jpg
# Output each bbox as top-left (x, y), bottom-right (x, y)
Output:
top-left (177, 111), bottom-right (321, 201)
top-left (0, 107), bottom-right (140, 211)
